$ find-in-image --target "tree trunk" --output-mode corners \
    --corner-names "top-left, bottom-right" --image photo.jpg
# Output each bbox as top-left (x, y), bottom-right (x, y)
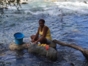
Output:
top-left (53, 40), bottom-right (88, 61)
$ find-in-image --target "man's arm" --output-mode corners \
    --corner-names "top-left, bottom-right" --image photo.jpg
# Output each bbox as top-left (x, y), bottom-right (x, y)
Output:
top-left (33, 27), bottom-right (39, 40)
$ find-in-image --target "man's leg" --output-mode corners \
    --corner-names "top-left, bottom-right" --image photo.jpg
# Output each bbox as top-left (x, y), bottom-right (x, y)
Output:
top-left (30, 35), bottom-right (38, 42)
top-left (40, 38), bottom-right (47, 44)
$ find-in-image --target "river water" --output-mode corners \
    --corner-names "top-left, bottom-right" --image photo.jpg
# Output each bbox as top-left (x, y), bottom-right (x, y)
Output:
top-left (0, 1), bottom-right (88, 66)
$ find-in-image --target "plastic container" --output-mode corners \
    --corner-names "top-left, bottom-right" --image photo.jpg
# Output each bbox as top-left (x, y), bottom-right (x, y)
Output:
top-left (14, 32), bottom-right (24, 45)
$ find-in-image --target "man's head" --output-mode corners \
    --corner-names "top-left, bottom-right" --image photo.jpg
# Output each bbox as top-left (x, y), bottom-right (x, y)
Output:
top-left (39, 19), bottom-right (45, 27)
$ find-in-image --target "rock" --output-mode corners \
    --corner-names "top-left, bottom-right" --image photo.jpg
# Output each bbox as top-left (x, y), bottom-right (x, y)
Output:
top-left (49, 41), bottom-right (56, 49)
top-left (9, 42), bottom-right (57, 61)
top-left (46, 47), bottom-right (57, 61)
top-left (28, 44), bottom-right (57, 61)
top-left (9, 42), bottom-right (25, 51)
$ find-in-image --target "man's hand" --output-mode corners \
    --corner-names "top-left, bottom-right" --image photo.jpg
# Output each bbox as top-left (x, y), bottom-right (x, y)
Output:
top-left (31, 39), bottom-right (35, 42)
top-left (33, 41), bottom-right (38, 44)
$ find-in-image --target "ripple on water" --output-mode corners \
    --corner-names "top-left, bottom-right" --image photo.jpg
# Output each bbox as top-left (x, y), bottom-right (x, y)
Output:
top-left (0, 1), bottom-right (88, 66)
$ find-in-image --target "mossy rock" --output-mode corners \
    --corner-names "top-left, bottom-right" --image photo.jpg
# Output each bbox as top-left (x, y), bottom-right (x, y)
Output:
top-left (28, 44), bottom-right (57, 61)
top-left (9, 42), bottom-right (25, 51)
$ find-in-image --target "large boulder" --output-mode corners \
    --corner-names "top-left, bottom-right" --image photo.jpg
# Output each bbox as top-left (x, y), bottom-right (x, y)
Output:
top-left (28, 43), bottom-right (57, 61)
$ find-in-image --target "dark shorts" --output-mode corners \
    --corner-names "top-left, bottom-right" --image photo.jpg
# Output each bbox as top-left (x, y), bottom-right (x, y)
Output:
top-left (46, 39), bottom-right (52, 44)
top-left (39, 35), bottom-right (52, 44)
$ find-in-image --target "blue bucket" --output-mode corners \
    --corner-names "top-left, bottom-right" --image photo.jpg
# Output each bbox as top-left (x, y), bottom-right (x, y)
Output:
top-left (14, 32), bottom-right (24, 45)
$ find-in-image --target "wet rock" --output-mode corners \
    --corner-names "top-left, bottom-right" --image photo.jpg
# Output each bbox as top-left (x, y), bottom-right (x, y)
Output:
top-left (49, 41), bottom-right (56, 49)
top-left (9, 42), bottom-right (25, 51)
top-left (28, 44), bottom-right (57, 61)
top-left (84, 1), bottom-right (87, 4)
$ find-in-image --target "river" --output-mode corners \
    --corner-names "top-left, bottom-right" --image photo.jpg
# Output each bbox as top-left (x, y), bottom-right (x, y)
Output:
top-left (0, 1), bottom-right (88, 66)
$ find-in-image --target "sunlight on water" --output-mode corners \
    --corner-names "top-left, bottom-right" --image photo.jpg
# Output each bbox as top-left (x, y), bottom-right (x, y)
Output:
top-left (0, 1), bottom-right (88, 66)
top-left (27, 0), bottom-right (54, 8)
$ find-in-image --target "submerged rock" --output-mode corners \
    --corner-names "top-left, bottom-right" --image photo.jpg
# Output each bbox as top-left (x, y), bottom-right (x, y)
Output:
top-left (9, 42), bottom-right (57, 61)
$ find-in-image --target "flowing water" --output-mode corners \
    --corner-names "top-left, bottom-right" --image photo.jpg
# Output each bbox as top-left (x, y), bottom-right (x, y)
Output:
top-left (0, 1), bottom-right (88, 66)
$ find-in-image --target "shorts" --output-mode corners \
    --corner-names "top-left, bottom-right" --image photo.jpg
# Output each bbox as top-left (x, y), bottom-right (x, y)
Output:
top-left (46, 39), bottom-right (52, 44)
top-left (39, 35), bottom-right (52, 44)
